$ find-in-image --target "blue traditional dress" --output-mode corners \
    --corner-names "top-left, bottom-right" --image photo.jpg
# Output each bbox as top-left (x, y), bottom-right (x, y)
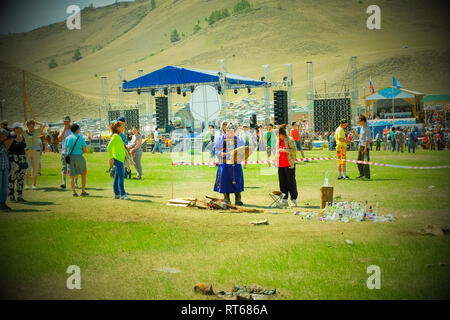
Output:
top-left (213, 134), bottom-right (244, 194)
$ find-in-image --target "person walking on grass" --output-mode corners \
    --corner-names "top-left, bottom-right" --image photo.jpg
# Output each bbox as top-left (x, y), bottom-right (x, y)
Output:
top-left (276, 127), bottom-right (298, 208)
top-left (335, 119), bottom-right (352, 180)
top-left (390, 127), bottom-right (396, 152)
top-left (408, 127), bottom-right (417, 153)
top-left (290, 121), bottom-right (308, 162)
top-left (0, 129), bottom-right (11, 210)
top-left (64, 124), bottom-right (89, 197)
top-left (395, 127), bottom-right (404, 152)
top-left (264, 124), bottom-right (274, 167)
top-left (58, 116), bottom-right (78, 189)
top-left (352, 115), bottom-right (371, 180)
top-left (152, 127), bottom-right (163, 154)
top-left (8, 123), bottom-right (27, 202)
top-left (107, 122), bottom-right (130, 200)
top-left (375, 131), bottom-right (381, 151)
top-left (129, 127), bottom-right (143, 179)
top-left (23, 119), bottom-right (45, 190)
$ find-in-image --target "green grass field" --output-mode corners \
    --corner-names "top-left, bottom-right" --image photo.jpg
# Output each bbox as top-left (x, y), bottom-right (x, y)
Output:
top-left (0, 149), bottom-right (449, 299)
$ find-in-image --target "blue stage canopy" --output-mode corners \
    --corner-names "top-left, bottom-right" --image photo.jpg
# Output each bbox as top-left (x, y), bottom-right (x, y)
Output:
top-left (122, 66), bottom-right (266, 92)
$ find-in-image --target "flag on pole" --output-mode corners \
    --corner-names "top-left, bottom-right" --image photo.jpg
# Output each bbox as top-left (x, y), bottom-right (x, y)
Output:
top-left (369, 78), bottom-right (375, 94)
top-left (393, 76), bottom-right (401, 89)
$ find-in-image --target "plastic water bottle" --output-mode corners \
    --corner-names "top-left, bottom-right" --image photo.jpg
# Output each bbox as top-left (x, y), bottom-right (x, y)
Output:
top-left (324, 171), bottom-right (329, 186)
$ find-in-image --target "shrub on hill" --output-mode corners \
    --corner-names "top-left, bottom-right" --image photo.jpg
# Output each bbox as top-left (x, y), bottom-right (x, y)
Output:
top-left (48, 58), bottom-right (58, 69)
top-left (233, 0), bottom-right (252, 15)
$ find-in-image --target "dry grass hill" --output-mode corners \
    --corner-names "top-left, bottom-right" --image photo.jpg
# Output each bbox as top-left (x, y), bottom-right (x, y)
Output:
top-left (0, 0), bottom-right (449, 120)
top-left (0, 61), bottom-right (99, 122)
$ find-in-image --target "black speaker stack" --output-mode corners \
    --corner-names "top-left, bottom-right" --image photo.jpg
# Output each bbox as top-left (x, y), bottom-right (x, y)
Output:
top-left (124, 109), bottom-right (140, 132)
top-left (107, 109), bottom-right (140, 132)
top-left (274, 90), bottom-right (288, 125)
top-left (250, 114), bottom-right (257, 128)
top-left (108, 110), bottom-right (121, 126)
top-left (313, 98), bottom-right (351, 133)
top-left (155, 96), bottom-right (169, 129)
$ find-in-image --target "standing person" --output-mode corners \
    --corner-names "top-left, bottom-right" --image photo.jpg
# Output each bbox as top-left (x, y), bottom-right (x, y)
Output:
top-left (276, 127), bottom-right (298, 207)
top-left (152, 127), bottom-right (163, 154)
top-left (58, 116), bottom-right (74, 189)
top-left (352, 115), bottom-right (371, 179)
top-left (213, 123), bottom-right (245, 205)
top-left (239, 124), bottom-right (251, 169)
top-left (375, 131), bottom-right (381, 151)
top-left (107, 122), bottom-right (130, 200)
top-left (23, 119), bottom-right (45, 189)
top-left (334, 119), bottom-right (352, 180)
top-left (408, 127), bottom-right (417, 153)
top-left (64, 124), bottom-right (89, 197)
top-left (204, 125), bottom-right (216, 167)
top-left (129, 127), bottom-right (143, 179)
top-left (7, 123), bottom-right (27, 202)
top-left (1, 120), bottom-right (11, 132)
top-left (390, 127), bottom-right (396, 152)
top-left (395, 127), bottom-right (404, 152)
top-left (290, 121), bottom-right (307, 161)
top-left (0, 129), bottom-right (11, 210)
top-left (264, 124), bottom-right (274, 166)
top-left (383, 130), bottom-right (388, 150)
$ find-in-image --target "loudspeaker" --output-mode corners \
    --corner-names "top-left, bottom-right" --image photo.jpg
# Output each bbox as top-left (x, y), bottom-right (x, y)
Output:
top-left (124, 109), bottom-right (139, 132)
top-left (313, 98), bottom-right (351, 132)
top-left (155, 97), bottom-right (169, 129)
top-left (108, 110), bottom-right (121, 126)
top-left (274, 90), bottom-right (288, 125)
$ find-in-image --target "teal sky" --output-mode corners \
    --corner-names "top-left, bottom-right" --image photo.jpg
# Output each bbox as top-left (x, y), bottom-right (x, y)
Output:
top-left (0, 0), bottom-right (134, 34)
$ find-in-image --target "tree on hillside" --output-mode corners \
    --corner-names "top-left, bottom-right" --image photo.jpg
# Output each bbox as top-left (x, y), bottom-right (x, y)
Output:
top-left (72, 48), bottom-right (82, 62)
top-left (170, 29), bottom-right (180, 42)
top-left (193, 23), bottom-right (201, 34)
top-left (48, 58), bottom-right (58, 69)
top-left (233, 0), bottom-right (253, 15)
top-left (151, 0), bottom-right (156, 10)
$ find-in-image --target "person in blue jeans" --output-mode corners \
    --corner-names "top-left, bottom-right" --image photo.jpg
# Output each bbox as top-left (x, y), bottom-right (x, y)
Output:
top-left (0, 129), bottom-right (11, 210)
top-left (408, 128), bottom-right (417, 153)
top-left (390, 127), bottom-right (396, 152)
top-left (107, 122), bottom-right (130, 200)
top-left (152, 128), bottom-right (163, 154)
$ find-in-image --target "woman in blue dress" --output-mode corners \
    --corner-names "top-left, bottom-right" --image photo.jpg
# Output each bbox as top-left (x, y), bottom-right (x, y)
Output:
top-left (213, 123), bottom-right (245, 205)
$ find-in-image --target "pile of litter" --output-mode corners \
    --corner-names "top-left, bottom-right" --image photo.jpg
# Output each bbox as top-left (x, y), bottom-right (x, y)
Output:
top-left (167, 195), bottom-right (262, 213)
top-left (295, 200), bottom-right (395, 223)
top-left (194, 283), bottom-right (277, 300)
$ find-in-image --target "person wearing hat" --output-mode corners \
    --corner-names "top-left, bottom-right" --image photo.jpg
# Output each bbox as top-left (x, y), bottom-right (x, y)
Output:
top-left (239, 123), bottom-right (253, 169)
top-left (58, 116), bottom-right (74, 188)
top-left (0, 128), bottom-right (11, 210)
top-left (1, 120), bottom-right (10, 132)
top-left (116, 116), bottom-right (128, 145)
top-left (23, 119), bottom-right (45, 189)
top-left (8, 123), bottom-right (27, 202)
top-left (213, 122), bottom-right (246, 205)
top-left (334, 119), bottom-right (352, 180)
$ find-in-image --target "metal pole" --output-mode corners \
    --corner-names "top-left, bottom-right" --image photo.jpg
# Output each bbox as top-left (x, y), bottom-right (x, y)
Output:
top-left (262, 65), bottom-right (270, 124)
top-left (285, 63), bottom-right (293, 124)
top-left (118, 68), bottom-right (124, 111)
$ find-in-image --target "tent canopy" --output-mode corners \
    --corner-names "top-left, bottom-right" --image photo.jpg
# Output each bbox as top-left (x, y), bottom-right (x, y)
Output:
top-left (365, 87), bottom-right (415, 101)
top-left (122, 66), bottom-right (267, 92)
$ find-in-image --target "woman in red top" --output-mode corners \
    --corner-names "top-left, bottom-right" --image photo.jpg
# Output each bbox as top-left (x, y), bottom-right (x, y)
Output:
top-left (276, 127), bottom-right (298, 207)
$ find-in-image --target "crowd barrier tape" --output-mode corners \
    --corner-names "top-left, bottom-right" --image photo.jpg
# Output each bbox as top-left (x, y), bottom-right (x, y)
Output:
top-left (172, 157), bottom-right (450, 169)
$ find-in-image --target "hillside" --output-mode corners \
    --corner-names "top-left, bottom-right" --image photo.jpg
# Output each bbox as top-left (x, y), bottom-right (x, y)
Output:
top-left (0, 61), bottom-right (99, 122)
top-left (0, 0), bottom-right (449, 119)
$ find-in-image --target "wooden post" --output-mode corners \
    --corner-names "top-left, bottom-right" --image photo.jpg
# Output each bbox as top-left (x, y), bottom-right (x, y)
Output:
top-left (171, 162), bottom-right (174, 199)
top-left (320, 185), bottom-right (333, 209)
top-left (22, 70), bottom-right (26, 121)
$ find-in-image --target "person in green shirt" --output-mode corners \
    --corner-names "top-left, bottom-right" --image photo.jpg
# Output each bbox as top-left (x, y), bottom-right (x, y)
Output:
top-left (264, 124), bottom-right (274, 167)
top-left (107, 122), bottom-right (130, 200)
